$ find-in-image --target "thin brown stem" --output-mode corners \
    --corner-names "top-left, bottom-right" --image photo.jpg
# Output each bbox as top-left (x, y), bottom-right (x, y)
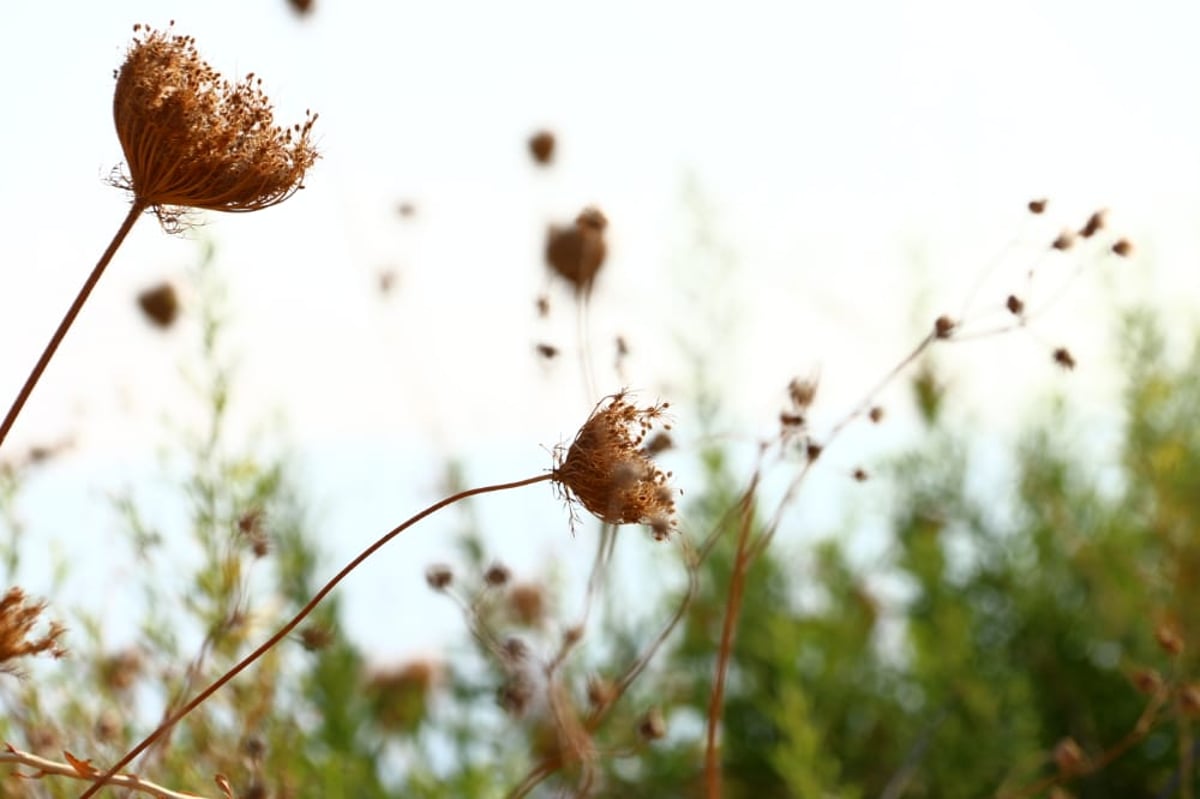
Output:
top-left (704, 473), bottom-right (760, 799)
top-left (0, 201), bottom-right (146, 450)
top-left (79, 472), bottom-right (554, 798)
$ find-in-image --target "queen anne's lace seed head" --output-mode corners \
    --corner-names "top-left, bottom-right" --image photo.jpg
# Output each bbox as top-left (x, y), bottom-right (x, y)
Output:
top-left (111, 23), bottom-right (318, 231)
top-left (553, 391), bottom-right (677, 536)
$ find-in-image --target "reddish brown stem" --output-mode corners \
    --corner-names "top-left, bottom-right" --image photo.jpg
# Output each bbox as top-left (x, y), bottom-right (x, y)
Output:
top-left (79, 472), bottom-right (554, 798)
top-left (0, 201), bottom-right (146, 450)
top-left (704, 474), bottom-right (760, 799)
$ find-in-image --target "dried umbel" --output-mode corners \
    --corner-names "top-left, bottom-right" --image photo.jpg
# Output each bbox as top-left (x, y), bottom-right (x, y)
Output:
top-left (553, 391), bottom-right (677, 534)
top-left (112, 23), bottom-right (318, 229)
top-left (0, 587), bottom-right (66, 675)
top-left (545, 207), bottom-right (608, 297)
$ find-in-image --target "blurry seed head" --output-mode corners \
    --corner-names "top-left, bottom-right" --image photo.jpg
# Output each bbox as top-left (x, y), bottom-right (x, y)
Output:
top-left (111, 23), bottom-right (318, 231)
top-left (498, 673), bottom-right (535, 717)
top-left (852, 467), bottom-right (869, 482)
top-left (1079, 209), bottom-right (1107, 238)
top-left (425, 564), bottom-right (454, 591)
top-left (1053, 347), bottom-right (1076, 371)
top-left (298, 623), bottom-right (334, 652)
top-left (1155, 619), bottom-right (1184, 655)
top-left (1051, 229), bottom-right (1076, 251)
top-left (934, 315), bottom-right (956, 339)
top-left (1112, 238), bottom-right (1134, 257)
top-left (587, 675), bottom-right (616, 709)
top-left (545, 206), bottom-right (608, 297)
top-left (536, 342), bottom-right (559, 359)
top-left (502, 636), bottom-right (530, 661)
top-left (868, 406), bottom-right (885, 424)
top-left (137, 282), bottom-right (179, 328)
top-left (1130, 667), bottom-right (1164, 695)
top-left (1006, 294), bottom-right (1025, 316)
top-left (287, 0), bottom-right (315, 16)
top-left (1028, 198), bottom-right (1048, 214)
top-left (536, 294), bottom-right (551, 317)
top-left (553, 391), bottom-right (677, 530)
top-left (484, 562), bottom-right (511, 587)
top-left (637, 707), bottom-right (667, 741)
top-left (528, 130), bottom-right (556, 165)
top-left (508, 583), bottom-right (547, 627)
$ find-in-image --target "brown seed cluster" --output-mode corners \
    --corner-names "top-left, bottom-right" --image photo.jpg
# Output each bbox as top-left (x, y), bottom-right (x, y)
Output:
top-left (136, 281), bottom-right (179, 328)
top-left (545, 207), bottom-right (608, 297)
top-left (554, 391), bottom-right (676, 535)
top-left (112, 23), bottom-right (318, 230)
top-left (0, 587), bottom-right (66, 674)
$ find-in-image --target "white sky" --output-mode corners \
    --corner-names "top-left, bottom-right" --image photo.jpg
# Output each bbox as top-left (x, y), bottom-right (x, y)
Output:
top-left (1, 0), bottom-right (1199, 660)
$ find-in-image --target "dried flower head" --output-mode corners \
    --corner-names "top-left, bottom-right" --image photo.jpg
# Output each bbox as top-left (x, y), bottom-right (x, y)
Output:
top-left (536, 342), bottom-right (559, 359)
top-left (484, 563), bottom-right (511, 587)
top-left (934, 315), bottom-right (956, 339)
top-left (545, 206), bottom-right (608, 297)
top-left (1079, 209), bottom-right (1107, 238)
top-left (1005, 294), bottom-right (1025, 316)
top-left (137, 281), bottom-right (179, 328)
top-left (1051, 229), bottom-right (1076, 251)
top-left (1053, 347), bottom-right (1076, 371)
top-left (508, 583), bottom-right (547, 626)
top-left (1112, 238), bottom-right (1134, 257)
top-left (112, 23), bottom-right (318, 230)
top-left (637, 706), bottom-right (667, 741)
top-left (528, 130), bottom-right (556, 165)
top-left (553, 391), bottom-right (677, 530)
top-left (0, 587), bottom-right (66, 675)
top-left (425, 564), bottom-right (454, 591)
top-left (868, 406), bottom-right (884, 423)
top-left (1028, 198), bottom-right (1048, 214)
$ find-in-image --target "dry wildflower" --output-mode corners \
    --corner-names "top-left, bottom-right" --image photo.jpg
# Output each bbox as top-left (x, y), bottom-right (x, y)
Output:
top-left (788, 376), bottom-right (819, 409)
top-left (1006, 294), bottom-right (1025, 316)
top-left (1051, 229), bottom-right (1076, 251)
top-left (425, 564), bottom-right (454, 591)
top-left (0, 587), bottom-right (66, 674)
top-left (112, 23), bottom-right (318, 231)
top-left (136, 281), bottom-right (179, 328)
top-left (1028, 198), bottom-right (1048, 214)
top-left (508, 583), bottom-right (547, 626)
top-left (868, 406), bottom-right (884, 423)
top-left (1053, 347), bottom-right (1076, 371)
top-left (637, 707), bottom-right (667, 741)
top-left (545, 206), bottom-right (608, 297)
top-left (1112, 238), bottom-right (1134, 257)
top-left (934, 315), bottom-right (956, 339)
top-left (1053, 737), bottom-right (1088, 776)
top-left (1079, 209), bottom-right (1107, 238)
top-left (536, 342), bottom-right (559, 359)
top-left (553, 391), bottom-right (677, 530)
top-left (528, 130), bottom-right (556, 165)
top-left (1155, 620), bottom-right (1184, 655)
top-left (484, 563), bottom-right (511, 587)
top-left (1129, 667), bottom-right (1164, 695)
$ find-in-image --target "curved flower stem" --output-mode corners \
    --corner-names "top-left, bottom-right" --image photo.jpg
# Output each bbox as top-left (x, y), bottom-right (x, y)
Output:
top-left (80, 472), bottom-right (554, 798)
top-left (0, 201), bottom-right (147, 450)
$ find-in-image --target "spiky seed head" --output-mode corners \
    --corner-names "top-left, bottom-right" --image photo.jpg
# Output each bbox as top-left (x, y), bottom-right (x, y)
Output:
top-left (553, 391), bottom-right (677, 530)
top-left (112, 23), bottom-right (319, 231)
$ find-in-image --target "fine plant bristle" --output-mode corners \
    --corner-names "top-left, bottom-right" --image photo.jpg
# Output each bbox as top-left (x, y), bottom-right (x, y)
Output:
top-left (111, 23), bottom-right (319, 230)
top-left (553, 391), bottom-right (677, 531)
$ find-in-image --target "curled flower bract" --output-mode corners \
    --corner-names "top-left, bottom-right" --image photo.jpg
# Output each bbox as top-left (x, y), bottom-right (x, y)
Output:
top-left (112, 23), bottom-right (318, 229)
top-left (553, 391), bottom-right (677, 534)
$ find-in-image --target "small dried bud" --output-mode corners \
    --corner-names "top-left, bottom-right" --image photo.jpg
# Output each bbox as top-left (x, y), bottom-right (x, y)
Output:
top-left (498, 674), bottom-right (535, 717)
top-left (852, 467), bottom-right (868, 482)
top-left (641, 432), bottom-right (673, 456)
top-left (287, 0), bottom-right (315, 16)
top-left (425, 564), bottom-right (454, 591)
top-left (1053, 737), bottom-right (1088, 776)
top-left (508, 583), bottom-right (546, 626)
top-left (535, 342), bottom-right (559, 359)
top-left (1053, 347), bottom-right (1076, 370)
top-left (396, 201), bottom-right (416, 218)
top-left (868, 406), bottom-right (884, 424)
top-left (484, 563), bottom-right (511, 587)
top-left (298, 623), bottom-right (334, 652)
top-left (536, 295), bottom-right (551, 317)
top-left (1051, 230), bottom-right (1076, 251)
top-left (112, 23), bottom-right (319, 230)
top-left (1130, 667), bottom-right (1164, 695)
top-left (1155, 620), bottom-right (1184, 655)
top-left (934, 315), bottom-right (956, 339)
top-left (94, 709), bottom-right (122, 743)
top-left (788, 377), bottom-right (819, 409)
top-left (637, 707), bottom-right (667, 741)
top-left (502, 637), bottom-right (529, 661)
top-left (780, 412), bottom-right (805, 428)
top-left (242, 734), bottom-right (267, 761)
top-left (554, 391), bottom-right (677, 529)
top-left (1079, 209), bottom-right (1107, 238)
top-left (365, 660), bottom-right (440, 732)
top-left (1112, 238), bottom-right (1133, 257)
top-left (1028, 198), bottom-right (1048, 214)
top-left (1005, 294), bottom-right (1025, 316)
top-left (137, 282), bottom-right (179, 328)
top-left (587, 675), bottom-right (616, 708)
top-left (563, 625), bottom-right (584, 645)
top-left (528, 130), bottom-right (556, 165)
top-left (806, 442), bottom-right (823, 462)
top-left (1181, 683), bottom-right (1200, 717)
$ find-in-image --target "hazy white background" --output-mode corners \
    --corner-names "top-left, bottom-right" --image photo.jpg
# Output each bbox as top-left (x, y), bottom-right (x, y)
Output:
top-left (1, 0), bottom-right (1198, 661)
